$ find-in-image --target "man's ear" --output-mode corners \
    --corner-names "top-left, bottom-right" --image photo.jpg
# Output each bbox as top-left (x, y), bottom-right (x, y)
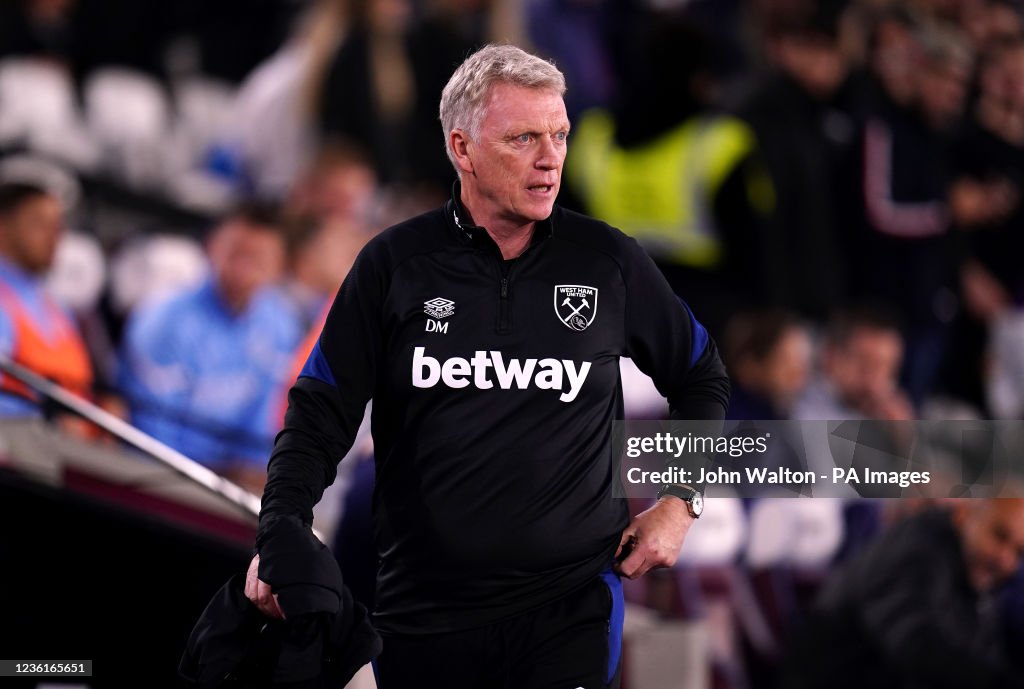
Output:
top-left (450, 130), bottom-right (474, 176)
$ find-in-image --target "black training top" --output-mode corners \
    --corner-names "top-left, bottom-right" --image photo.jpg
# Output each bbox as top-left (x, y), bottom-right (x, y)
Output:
top-left (257, 189), bottom-right (730, 634)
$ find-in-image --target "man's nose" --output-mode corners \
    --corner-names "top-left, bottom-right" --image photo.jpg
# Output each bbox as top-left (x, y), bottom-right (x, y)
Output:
top-left (535, 137), bottom-right (562, 169)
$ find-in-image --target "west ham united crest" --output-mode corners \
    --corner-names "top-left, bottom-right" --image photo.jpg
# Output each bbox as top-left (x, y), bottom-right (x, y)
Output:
top-left (554, 285), bottom-right (598, 331)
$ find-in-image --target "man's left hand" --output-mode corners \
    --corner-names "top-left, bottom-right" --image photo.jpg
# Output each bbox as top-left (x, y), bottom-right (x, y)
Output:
top-left (614, 496), bottom-right (695, 579)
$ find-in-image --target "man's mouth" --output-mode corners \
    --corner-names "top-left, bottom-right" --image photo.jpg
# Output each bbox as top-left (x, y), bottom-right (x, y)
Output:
top-left (528, 185), bottom-right (554, 194)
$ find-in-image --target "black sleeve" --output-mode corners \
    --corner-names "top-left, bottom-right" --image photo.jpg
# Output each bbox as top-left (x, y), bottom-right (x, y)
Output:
top-left (257, 244), bottom-right (386, 543)
top-left (622, 235), bottom-right (731, 422)
top-left (621, 236), bottom-right (731, 495)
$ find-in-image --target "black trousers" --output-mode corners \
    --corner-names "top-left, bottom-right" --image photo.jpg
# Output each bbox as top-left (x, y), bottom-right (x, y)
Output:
top-left (374, 570), bottom-right (624, 689)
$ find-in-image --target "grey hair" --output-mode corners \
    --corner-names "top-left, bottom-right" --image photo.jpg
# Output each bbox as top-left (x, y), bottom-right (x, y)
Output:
top-left (439, 44), bottom-right (566, 170)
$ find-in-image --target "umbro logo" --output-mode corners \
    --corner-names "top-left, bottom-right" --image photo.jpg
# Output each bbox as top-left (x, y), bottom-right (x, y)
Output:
top-left (424, 297), bottom-right (454, 334)
top-left (424, 297), bottom-right (455, 319)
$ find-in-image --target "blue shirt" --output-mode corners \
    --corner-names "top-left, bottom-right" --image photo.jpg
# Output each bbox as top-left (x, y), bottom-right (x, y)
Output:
top-left (119, 278), bottom-right (303, 468)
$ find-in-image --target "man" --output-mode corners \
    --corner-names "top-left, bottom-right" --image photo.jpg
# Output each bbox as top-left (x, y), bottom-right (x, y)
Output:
top-left (736, 6), bottom-right (853, 323)
top-left (723, 310), bottom-right (811, 420)
top-left (281, 142), bottom-right (379, 332)
top-left (782, 500), bottom-right (1024, 688)
top-left (851, 21), bottom-right (976, 406)
top-left (0, 181), bottom-right (92, 415)
top-left (119, 204), bottom-right (302, 493)
top-left (247, 45), bottom-right (729, 688)
top-left (795, 307), bottom-right (913, 422)
top-left (566, 14), bottom-right (774, 339)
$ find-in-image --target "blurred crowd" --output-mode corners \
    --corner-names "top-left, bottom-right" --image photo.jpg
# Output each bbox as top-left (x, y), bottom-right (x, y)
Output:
top-left (2, 0), bottom-right (1024, 686)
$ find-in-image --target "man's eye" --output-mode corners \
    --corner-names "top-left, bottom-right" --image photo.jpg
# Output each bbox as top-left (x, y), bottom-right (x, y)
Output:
top-left (555, 131), bottom-right (568, 142)
top-left (516, 134), bottom-right (532, 143)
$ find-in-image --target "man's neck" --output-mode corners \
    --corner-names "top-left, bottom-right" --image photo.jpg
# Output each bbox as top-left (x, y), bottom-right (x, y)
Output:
top-left (213, 282), bottom-right (253, 317)
top-left (0, 252), bottom-right (39, 282)
top-left (459, 187), bottom-right (535, 260)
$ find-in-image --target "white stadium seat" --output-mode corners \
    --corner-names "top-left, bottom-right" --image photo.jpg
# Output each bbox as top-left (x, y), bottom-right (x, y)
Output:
top-left (0, 59), bottom-right (100, 170)
top-left (109, 234), bottom-right (208, 314)
top-left (83, 68), bottom-right (172, 188)
top-left (46, 231), bottom-right (107, 313)
top-left (678, 493), bottom-right (746, 566)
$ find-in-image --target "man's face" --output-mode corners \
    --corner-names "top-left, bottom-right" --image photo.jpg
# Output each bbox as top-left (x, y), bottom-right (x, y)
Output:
top-left (0, 194), bottom-right (64, 274)
top-left (982, 46), bottom-right (1024, 111)
top-left (311, 163), bottom-right (377, 224)
top-left (826, 327), bottom-right (903, 412)
top-left (872, 21), bottom-right (917, 106)
top-left (919, 58), bottom-right (971, 129)
top-left (208, 220), bottom-right (285, 310)
top-left (459, 83), bottom-right (569, 228)
top-left (774, 34), bottom-right (847, 100)
top-left (762, 328), bottom-right (812, 409)
top-left (956, 500), bottom-right (1024, 593)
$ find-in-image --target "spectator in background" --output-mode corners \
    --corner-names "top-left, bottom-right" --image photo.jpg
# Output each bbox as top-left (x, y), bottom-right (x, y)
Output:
top-left (861, 6), bottom-right (919, 110)
top-left (213, 0), bottom-right (476, 204)
top-left (317, 0), bottom-right (478, 201)
top-left (287, 141), bottom-right (379, 226)
top-left (782, 499), bottom-right (1024, 689)
top-left (946, 36), bottom-right (1024, 413)
top-left (962, 0), bottom-right (1024, 49)
top-left (205, 0), bottom-right (352, 199)
top-left (795, 306), bottom-right (913, 421)
top-left (793, 306), bottom-right (910, 568)
top-left (281, 142), bottom-right (378, 331)
top-left (954, 37), bottom-right (1024, 307)
top-left (566, 14), bottom-right (774, 338)
top-left (852, 20), bottom-right (973, 407)
top-left (736, 3), bottom-right (854, 324)
top-left (526, 0), bottom-right (615, 119)
top-left (723, 310), bottom-right (812, 420)
top-left (0, 181), bottom-right (92, 416)
top-left (119, 204), bottom-right (302, 493)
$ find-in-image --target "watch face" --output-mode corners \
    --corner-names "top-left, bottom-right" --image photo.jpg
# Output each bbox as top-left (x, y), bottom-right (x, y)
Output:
top-left (691, 492), bottom-right (704, 517)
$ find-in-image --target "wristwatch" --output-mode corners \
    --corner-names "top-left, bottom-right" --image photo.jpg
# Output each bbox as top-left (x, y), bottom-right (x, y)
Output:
top-left (657, 483), bottom-right (704, 519)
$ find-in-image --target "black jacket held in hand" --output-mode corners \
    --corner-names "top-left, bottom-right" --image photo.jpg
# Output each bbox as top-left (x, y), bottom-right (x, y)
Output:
top-left (260, 190), bottom-right (730, 634)
top-left (180, 516), bottom-right (381, 688)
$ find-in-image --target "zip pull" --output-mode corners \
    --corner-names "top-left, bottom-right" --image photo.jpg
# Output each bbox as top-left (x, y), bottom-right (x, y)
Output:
top-left (497, 277), bottom-right (512, 334)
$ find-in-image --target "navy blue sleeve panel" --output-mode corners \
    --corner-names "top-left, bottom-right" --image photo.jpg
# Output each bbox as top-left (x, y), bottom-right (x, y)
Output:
top-left (298, 340), bottom-right (337, 386)
top-left (679, 298), bottom-right (709, 369)
top-left (259, 241), bottom-right (387, 532)
top-left (619, 234), bottom-right (731, 423)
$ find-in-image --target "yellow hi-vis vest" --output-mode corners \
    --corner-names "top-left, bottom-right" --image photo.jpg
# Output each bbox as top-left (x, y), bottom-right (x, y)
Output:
top-left (567, 109), bottom-right (764, 269)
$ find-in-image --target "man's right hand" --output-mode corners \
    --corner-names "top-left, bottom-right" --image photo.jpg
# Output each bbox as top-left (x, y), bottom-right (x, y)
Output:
top-left (244, 554), bottom-right (286, 620)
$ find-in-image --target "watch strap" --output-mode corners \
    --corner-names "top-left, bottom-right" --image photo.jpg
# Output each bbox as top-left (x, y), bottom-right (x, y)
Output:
top-left (657, 483), bottom-right (702, 518)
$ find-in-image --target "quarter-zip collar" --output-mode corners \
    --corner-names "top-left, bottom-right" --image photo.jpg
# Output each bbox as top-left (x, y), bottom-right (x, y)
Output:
top-left (444, 181), bottom-right (555, 251)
